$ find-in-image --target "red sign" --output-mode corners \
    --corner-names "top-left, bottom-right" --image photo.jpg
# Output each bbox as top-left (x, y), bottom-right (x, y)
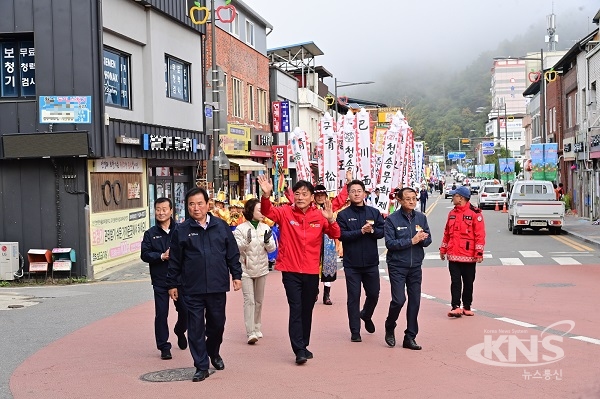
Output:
top-left (272, 102), bottom-right (281, 133)
top-left (272, 145), bottom-right (288, 169)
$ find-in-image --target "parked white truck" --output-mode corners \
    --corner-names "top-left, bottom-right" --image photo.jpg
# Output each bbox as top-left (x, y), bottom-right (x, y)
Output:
top-left (507, 180), bottom-right (565, 235)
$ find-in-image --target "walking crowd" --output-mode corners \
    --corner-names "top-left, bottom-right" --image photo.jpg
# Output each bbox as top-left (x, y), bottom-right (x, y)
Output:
top-left (140, 176), bottom-right (485, 382)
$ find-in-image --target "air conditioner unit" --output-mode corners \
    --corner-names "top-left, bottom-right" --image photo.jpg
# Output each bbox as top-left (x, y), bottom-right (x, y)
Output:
top-left (0, 242), bottom-right (20, 281)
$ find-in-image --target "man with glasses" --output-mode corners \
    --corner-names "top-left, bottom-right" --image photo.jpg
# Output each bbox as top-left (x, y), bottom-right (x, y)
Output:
top-left (337, 180), bottom-right (385, 342)
top-left (384, 187), bottom-right (432, 350)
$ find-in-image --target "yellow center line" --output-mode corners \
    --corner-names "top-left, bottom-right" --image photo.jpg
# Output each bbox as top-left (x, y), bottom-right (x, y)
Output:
top-left (550, 235), bottom-right (592, 252)
top-left (425, 195), bottom-right (441, 216)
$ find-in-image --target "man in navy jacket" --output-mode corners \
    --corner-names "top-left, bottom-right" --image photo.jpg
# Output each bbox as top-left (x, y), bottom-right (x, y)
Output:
top-left (384, 187), bottom-right (432, 351)
top-left (167, 188), bottom-right (242, 382)
top-left (337, 180), bottom-right (385, 342)
top-left (141, 197), bottom-right (187, 360)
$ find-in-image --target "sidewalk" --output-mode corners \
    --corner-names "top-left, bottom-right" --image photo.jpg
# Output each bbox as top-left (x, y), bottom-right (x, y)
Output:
top-left (562, 215), bottom-right (600, 248)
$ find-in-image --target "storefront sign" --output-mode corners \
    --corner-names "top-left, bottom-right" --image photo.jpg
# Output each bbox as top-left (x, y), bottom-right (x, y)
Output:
top-left (116, 136), bottom-right (140, 145)
top-left (142, 134), bottom-right (197, 152)
top-left (573, 142), bottom-right (584, 153)
top-left (272, 101), bottom-right (281, 133)
top-left (1, 40), bottom-right (35, 98)
top-left (39, 96), bottom-right (92, 124)
top-left (256, 134), bottom-right (273, 146)
top-left (92, 158), bottom-right (143, 173)
top-left (103, 49), bottom-right (129, 108)
top-left (272, 145), bottom-right (288, 169)
top-left (563, 137), bottom-right (575, 161)
top-left (280, 101), bottom-right (290, 132)
top-left (223, 124), bottom-right (251, 155)
top-left (90, 208), bottom-right (147, 264)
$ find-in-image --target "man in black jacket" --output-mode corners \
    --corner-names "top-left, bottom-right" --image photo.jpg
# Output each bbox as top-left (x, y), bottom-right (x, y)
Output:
top-left (384, 187), bottom-right (432, 350)
top-left (337, 180), bottom-right (385, 342)
top-left (141, 197), bottom-right (187, 361)
top-left (167, 188), bottom-right (242, 382)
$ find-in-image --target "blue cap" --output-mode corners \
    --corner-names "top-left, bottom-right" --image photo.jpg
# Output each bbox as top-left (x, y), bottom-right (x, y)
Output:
top-left (449, 185), bottom-right (471, 199)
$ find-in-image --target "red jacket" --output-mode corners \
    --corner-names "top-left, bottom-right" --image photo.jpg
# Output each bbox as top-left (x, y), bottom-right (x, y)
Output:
top-left (260, 196), bottom-right (341, 274)
top-left (440, 202), bottom-right (486, 263)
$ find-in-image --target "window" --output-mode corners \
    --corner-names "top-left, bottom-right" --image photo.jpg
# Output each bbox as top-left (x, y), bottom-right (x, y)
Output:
top-left (232, 77), bottom-right (243, 118)
top-left (103, 48), bottom-right (130, 108)
top-left (164, 55), bottom-right (190, 102)
top-left (245, 20), bottom-right (255, 47)
top-left (566, 96), bottom-right (572, 128)
top-left (552, 107), bottom-right (556, 133)
top-left (228, 15), bottom-right (240, 36)
top-left (257, 88), bottom-right (268, 124)
top-left (223, 72), bottom-right (228, 116)
top-left (247, 84), bottom-right (254, 121)
top-left (0, 38), bottom-right (35, 98)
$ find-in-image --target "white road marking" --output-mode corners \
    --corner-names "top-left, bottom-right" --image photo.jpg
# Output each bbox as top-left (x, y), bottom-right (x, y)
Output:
top-left (519, 251), bottom-right (543, 258)
top-left (550, 251), bottom-right (591, 254)
top-left (421, 293), bottom-right (435, 299)
top-left (425, 253), bottom-right (440, 260)
top-left (379, 268), bottom-right (386, 273)
top-left (483, 253), bottom-right (493, 259)
top-left (500, 258), bottom-right (524, 266)
top-left (552, 257), bottom-right (580, 265)
top-left (494, 317), bottom-right (537, 328)
top-left (382, 276), bottom-right (389, 281)
top-left (570, 336), bottom-right (600, 345)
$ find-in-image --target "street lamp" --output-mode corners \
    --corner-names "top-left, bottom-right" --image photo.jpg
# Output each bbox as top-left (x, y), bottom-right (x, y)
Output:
top-left (334, 79), bottom-right (375, 117)
top-left (210, 0), bottom-right (222, 195)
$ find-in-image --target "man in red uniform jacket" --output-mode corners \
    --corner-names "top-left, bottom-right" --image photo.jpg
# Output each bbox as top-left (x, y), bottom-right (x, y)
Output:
top-left (439, 186), bottom-right (486, 318)
top-left (257, 175), bottom-right (341, 365)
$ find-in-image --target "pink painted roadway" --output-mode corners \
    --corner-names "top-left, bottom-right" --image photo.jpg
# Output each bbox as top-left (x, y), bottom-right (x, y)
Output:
top-left (10, 265), bottom-right (600, 399)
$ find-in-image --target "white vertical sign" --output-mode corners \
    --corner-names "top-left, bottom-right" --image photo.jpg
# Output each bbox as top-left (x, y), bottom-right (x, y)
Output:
top-left (343, 112), bottom-right (357, 178)
top-left (356, 108), bottom-right (373, 190)
top-left (320, 112), bottom-right (338, 193)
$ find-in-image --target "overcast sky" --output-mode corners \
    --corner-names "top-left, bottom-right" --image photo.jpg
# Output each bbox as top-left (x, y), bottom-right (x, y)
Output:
top-left (248, 0), bottom-right (598, 90)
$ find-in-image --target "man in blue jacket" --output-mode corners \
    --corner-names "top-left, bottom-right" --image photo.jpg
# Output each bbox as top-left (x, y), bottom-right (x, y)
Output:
top-left (337, 180), bottom-right (385, 342)
top-left (384, 187), bottom-right (432, 350)
top-left (167, 187), bottom-right (242, 382)
top-left (141, 197), bottom-right (187, 361)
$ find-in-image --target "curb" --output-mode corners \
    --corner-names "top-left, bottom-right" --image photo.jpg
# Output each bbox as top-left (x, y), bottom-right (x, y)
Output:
top-left (561, 228), bottom-right (600, 249)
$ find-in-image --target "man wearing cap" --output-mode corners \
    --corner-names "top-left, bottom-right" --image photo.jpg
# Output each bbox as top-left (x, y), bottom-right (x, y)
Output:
top-left (439, 185), bottom-right (486, 318)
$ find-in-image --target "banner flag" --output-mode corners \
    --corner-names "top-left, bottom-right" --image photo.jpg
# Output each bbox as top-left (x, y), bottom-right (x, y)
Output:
top-left (319, 112), bottom-right (338, 193)
top-left (343, 111), bottom-right (357, 178)
top-left (356, 108), bottom-right (373, 189)
top-left (289, 127), bottom-right (313, 182)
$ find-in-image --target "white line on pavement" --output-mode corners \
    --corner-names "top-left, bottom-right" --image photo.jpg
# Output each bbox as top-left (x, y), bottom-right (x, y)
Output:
top-left (421, 293), bottom-right (435, 299)
top-left (494, 317), bottom-right (537, 328)
top-left (552, 257), bottom-right (581, 265)
top-left (519, 251), bottom-right (543, 258)
top-left (570, 336), bottom-right (600, 345)
top-left (500, 258), bottom-right (525, 266)
top-left (379, 268), bottom-right (386, 273)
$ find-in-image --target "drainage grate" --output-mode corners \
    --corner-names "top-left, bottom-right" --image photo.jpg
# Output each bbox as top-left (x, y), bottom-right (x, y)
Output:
top-left (140, 367), bottom-right (199, 382)
top-left (535, 283), bottom-right (575, 288)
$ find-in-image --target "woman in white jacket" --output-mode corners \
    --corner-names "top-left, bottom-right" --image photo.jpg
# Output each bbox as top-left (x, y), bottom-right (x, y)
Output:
top-left (233, 198), bottom-right (277, 344)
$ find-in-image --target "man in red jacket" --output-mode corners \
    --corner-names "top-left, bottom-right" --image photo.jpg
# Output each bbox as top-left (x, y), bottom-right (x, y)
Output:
top-left (439, 186), bottom-right (486, 318)
top-left (257, 175), bottom-right (341, 365)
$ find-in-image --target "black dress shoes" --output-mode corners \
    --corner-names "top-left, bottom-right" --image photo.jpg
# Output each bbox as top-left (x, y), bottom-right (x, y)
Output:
top-left (192, 369), bottom-right (210, 382)
top-left (351, 333), bottom-right (362, 342)
top-left (305, 349), bottom-right (313, 359)
top-left (176, 331), bottom-right (188, 350)
top-left (295, 349), bottom-right (308, 364)
top-left (160, 349), bottom-right (172, 360)
top-left (360, 311), bottom-right (375, 334)
top-left (402, 338), bottom-right (422, 350)
top-left (385, 329), bottom-right (396, 347)
top-left (211, 355), bottom-right (225, 370)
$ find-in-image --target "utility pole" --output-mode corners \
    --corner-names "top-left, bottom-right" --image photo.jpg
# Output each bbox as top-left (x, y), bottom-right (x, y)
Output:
top-left (210, 0), bottom-right (222, 195)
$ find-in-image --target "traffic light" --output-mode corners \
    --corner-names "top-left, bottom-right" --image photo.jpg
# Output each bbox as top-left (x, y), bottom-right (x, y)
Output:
top-left (461, 138), bottom-right (471, 148)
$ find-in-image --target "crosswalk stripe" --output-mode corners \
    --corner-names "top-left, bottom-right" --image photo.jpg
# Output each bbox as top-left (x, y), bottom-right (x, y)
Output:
top-left (483, 253), bottom-right (493, 258)
top-left (494, 317), bottom-right (537, 328)
top-left (570, 336), bottom-right (600, 345)
top-left (519, 251), bottom-right (543, 258)
top-left (552, 257), bottom-right (581, 265)
top-left (424, 253), bottom-right (440, 260)
top-left (500, 258), bottom-right (524, 265)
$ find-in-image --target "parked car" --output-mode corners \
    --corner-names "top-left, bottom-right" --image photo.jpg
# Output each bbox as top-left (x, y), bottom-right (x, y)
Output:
top-left (444, 184), bottom-right (456, 199)
top-left (477, 185), bottom-right (506, 209)
top-left (507, 180), bottom-right (565, 235)
top-left (470, 180), bottom-right (481, 194)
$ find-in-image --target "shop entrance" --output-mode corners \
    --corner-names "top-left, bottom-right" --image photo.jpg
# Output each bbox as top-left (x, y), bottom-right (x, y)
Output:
top-left (148, 166), bottom-right (192, 225)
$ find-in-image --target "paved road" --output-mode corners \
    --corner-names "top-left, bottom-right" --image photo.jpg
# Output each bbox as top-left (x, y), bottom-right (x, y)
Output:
top-left (2, 190), bottom-right (600, 398)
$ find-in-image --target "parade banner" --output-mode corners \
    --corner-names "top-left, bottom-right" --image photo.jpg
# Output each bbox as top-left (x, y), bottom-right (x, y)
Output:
top-left (272, 101), bottom-right (281, 133)
top-left (343, 111), bottom-right (357, 178)
top-left (289, 127), bottom-right (313, 182)
top-left (318, 112), bottom-right (338, 193)
top-left (375, 128), bottom-right (399, 215)
top-left (544, 143), bottom-right (558, 181)
top-left (414, 141), bottom-right (424, 185)
top-left (372, 127), bottom-right (387, 188)
top-left (356, 108), bottom-right (373, 189)
top-left (391, 119), bottom-right (405, 190)
top-left (530, 144), bottom-right (545, 180)
top-left (337, 114), bottom-right (345, 190)
top-left (404, 126), bottom-right (415, 187)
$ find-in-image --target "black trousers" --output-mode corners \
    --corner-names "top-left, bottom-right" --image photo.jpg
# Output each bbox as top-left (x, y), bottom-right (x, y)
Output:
top-left (448, 261), bottom-right (476, 309)
top-left (184, 292), bottom-right (226, 370)
top-left (420, 200), bottom-right (427, 213)
top-left (385, 266), bottom-right (422, 340)
top-left (344, 266), bottom-right (380, 334)
top-left (153, 285), bottom-right (188, 351)
top-left (281, 272), bottom-right (319, 354)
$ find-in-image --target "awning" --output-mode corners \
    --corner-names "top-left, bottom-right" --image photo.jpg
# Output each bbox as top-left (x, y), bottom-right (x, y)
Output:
top-left (229, 158), bottom-right (266, 171)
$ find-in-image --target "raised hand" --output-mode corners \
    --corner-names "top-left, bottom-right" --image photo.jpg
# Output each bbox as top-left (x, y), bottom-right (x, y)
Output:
top-left (257, 175), bottom-right (273, 197)
top-left (321, 198), bottom-right (334, 222)
top-left (263, 229), bottom-right (272, 244)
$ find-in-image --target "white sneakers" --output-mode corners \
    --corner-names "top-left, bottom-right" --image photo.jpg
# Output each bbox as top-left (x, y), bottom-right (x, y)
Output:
top-left (247, 334), bottom-right (258, 344)
top-left (255, 331), bottom-right (263, 339)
